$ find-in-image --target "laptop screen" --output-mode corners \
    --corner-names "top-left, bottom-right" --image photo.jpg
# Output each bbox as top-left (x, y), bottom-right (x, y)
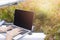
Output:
top-left (14, 9), bottom-right (34, 30)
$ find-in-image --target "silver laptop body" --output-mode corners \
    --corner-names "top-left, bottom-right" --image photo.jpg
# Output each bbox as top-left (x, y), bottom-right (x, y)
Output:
top-left (13, 9), bottom-right (34, 40)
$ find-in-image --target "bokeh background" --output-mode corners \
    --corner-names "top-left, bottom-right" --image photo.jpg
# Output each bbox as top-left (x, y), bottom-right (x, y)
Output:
top-left (0, 0), bottom-right (60, 40)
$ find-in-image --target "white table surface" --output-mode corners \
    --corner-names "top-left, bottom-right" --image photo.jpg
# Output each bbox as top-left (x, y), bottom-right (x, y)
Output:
top-left (0, 25), bottom-right (46, 40)
top-left (0, 33), bottom-right (46, 40)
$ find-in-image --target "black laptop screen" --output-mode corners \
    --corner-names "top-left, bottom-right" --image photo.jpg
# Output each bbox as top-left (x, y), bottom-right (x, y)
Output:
top-left (14, 9), bottom-right (34, 30)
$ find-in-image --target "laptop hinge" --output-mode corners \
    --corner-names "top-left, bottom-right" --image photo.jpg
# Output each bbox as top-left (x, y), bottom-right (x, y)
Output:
top-left (28, 26), bottom-right (35, 35)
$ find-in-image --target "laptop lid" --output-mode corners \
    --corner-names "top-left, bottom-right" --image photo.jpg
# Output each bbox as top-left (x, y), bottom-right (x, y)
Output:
top-left (14, 9), bottom-right (34, 30)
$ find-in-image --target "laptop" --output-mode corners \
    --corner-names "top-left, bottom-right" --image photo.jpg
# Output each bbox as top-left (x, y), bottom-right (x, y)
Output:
top-left (13, 9), bottom-right (34, 40)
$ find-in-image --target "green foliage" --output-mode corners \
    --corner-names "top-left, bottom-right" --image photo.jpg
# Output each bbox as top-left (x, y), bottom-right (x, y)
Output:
top-left (0, 6), bottom-right (16, 22)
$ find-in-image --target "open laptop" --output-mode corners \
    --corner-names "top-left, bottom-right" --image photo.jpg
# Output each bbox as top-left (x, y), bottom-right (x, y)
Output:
top-left (13, 9), bottom-right (34, 40)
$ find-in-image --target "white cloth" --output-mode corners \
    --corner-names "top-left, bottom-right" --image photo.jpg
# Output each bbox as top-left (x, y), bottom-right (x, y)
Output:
top-left (0, 0), bottom-right (24, 7)
top-left (0, 34), bottom-right (5, 40)
top-left (0, 20), bottom-right (5, 26)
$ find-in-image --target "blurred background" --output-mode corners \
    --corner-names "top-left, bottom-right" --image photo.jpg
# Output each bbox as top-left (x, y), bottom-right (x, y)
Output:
top-left (0, 0), bottom-right (60, 40)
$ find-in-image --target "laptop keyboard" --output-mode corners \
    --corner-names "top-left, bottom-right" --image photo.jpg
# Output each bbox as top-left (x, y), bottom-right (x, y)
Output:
top-left (11, 25), bottom-right (29, 35)
top-left (20, 30), bottom-right (28, 35)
